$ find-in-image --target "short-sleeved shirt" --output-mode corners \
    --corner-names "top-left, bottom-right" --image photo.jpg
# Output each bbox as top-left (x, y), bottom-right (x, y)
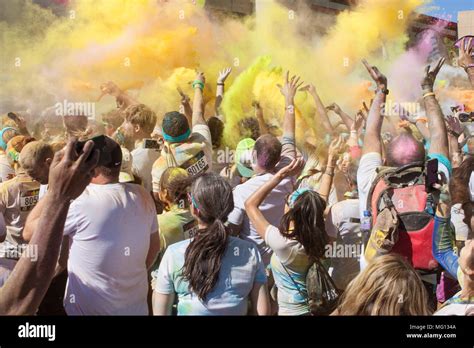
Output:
top-left (152, 124), bottom-right (212, 192)
top-left (450, 203), bottom-right (470, 241)
top-left (0, 172), bottom-right (40, 259)
top-left (157, 205), bottom-right (197, 254)
top-left (131, 143), bottom-right (160, 192)
top-left (469, 172), bottom-right (474, 201)
top-left (265, 225), bottom-right (311, 316)
top-left (227, 140), bottom-right (297, 266)
top-left (63, 183), bottom-right (158, 315)
top-left (325, 199), bottom-right (362, 290)
top-left (154, 236), bottom-right (267, 315)
top-left (0, 153), bottom-right (14, 183)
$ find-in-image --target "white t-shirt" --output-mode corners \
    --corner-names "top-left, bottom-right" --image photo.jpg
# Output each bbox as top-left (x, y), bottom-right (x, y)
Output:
top-left (450, 203), bottom-right (470, 241)
top-left (63, 183), bottom-right (158, 315)
top-left (131, 145), bottom-right (160, 192)
top-left (325, 199), bottom-right (362, 290)
top-left (0, 154), bottom-right (14, 183)
top-left (265, 225), bottom-right (311, 316)
top-left (38, 184), bottom-right (48, 200)
top-left (227, 142), bottom-right (296, 266)
top-left (470, 172), bottom-right (474, 201)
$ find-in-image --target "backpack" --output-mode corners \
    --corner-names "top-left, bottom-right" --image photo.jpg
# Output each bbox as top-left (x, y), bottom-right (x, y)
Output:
top-left (282, 259), bottom-right (340, 316)
top-left (365, 161), bottom-right (438, 271)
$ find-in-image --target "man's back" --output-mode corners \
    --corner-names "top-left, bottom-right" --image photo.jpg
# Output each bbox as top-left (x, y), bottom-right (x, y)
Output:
top-left (228, 173), bottom-right (294, 265)
top-left (63, 183), bottom-right (157, 315)
top-left (0, 173), bottom-right (40, 258)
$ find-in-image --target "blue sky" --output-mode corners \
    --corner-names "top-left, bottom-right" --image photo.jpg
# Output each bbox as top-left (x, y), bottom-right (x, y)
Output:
top-left (417, 0), bottom-right (474, 22)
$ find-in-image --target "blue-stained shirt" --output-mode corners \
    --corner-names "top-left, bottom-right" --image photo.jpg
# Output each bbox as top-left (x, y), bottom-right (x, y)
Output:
top-left (154, 236), bottom-right (267, 315)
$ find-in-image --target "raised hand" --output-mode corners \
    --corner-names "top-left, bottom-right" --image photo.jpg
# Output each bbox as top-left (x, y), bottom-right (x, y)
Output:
top-left (446, 115), bottom-right (463, 137)
top-left (275, 158), bottom-right (305, 180)
top-left (177, 86), bottom-right (190, 104)
top-left (100, 81), bottom-right (122, 97)
top-left (299, 83), bottom-right (317, 96)
top-left (421, 57), bottom-right (445, 92)
top-left (217, 67), bottom-right (232, 84)
top-left (48, 139), bottom-right (99, 201)
top-left (328, 135), bottom-right (346, 158)
top-left (458, 37), bottom-right (474, 69)
top-left (277, 71), bottom-right (304, 103)
top-left (362, 59), bottom-right (388, 91)
top-left (326, 102), bottom-right (342, 114)
top-left (351, 112), bottom-right (365, 132)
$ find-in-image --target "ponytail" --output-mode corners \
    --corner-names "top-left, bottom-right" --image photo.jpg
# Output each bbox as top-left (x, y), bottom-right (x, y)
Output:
top-left (180, 173), bottom-right (234, 301)
top-left (182, 218), bottom-right (228, 300)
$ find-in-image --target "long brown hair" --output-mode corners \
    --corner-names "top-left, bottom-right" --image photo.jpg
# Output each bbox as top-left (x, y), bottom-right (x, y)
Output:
top-left (181, 173), bottom-right (234, 300)
top-left (279, 190), bottom-right (328, 261)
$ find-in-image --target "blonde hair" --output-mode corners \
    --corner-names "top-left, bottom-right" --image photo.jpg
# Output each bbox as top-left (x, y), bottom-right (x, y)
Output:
top-left (19, 141), bottom-right (53, 171)
top-left (337, 254), bottom-right (432, 315)
top-left (124, 104), bottom-right (157, 134)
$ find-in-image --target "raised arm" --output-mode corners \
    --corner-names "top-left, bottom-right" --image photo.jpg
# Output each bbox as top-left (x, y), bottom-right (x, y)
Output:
top-left (8, 112), bottom-right (31, 137)
top-left (215, 67), bottom-right (232, 115)
top-left (326, 103), bottom-right (354, 130)
top-left (0, 139), bottom-right (99, 315)
top-left (421, 58), bottom-right (449, 158)
top-left (100, 81), bottom-right (139, 110)
top-left (458, 37), bottom-right (474, 86)
top-left (347, 112), bottom-right (364, 147)
top-left (245, 158), bottom-right (304, 239)
top-left (192, 72), bottom-right (206, 127)
top-left (177, 87), bottom-right (192, 126)
top-left (301, 84), bottom-right (333, 135)
top-left (278, 71), bottom-right (304, 141)
top-left (318, 136), bottom-right (345, 201)
top-left (253, 101), bottom-right (269, 135)
top-left (361, 59), bottom-right (388, 156)
top-left (445, 115), bottom-right (464, 169)
top-left (398, 105), bottom-right (430, 141)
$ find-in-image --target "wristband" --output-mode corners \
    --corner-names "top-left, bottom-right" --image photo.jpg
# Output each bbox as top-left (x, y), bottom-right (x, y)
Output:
top-left (192, 80), bottom-right (204, 90)
top-left (423, 92), bottom-right (436, 98)
top-left (217, 82), bottom-right (225, 86)
top-left (377, 87), bottom-right (389, 95)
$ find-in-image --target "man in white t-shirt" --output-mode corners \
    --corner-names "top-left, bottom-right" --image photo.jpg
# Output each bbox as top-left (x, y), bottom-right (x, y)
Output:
top-left (325, 163), bottom-right (361, 290)
top-left (227, 71), bottom-right (301, 266)
top-left (24, 137), bottom-right (160, 315)
top-left (117, 104), bottom-right (160, 193)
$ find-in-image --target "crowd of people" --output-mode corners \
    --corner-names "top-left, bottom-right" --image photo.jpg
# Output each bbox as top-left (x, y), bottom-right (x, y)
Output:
top-left (0, 37), bottom-right (473, 316)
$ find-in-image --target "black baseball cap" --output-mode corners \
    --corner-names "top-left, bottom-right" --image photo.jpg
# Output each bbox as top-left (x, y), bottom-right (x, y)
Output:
top-left (101, 136), bottom-right (122, 168)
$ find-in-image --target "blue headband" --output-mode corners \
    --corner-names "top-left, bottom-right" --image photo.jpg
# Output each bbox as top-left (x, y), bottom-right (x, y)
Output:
top-left (162, 128), bottom-right (191, 143)
top-left (0, 127), bottom-right (18, 151)
top-left (288, 188), bottom-right (312, 208)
